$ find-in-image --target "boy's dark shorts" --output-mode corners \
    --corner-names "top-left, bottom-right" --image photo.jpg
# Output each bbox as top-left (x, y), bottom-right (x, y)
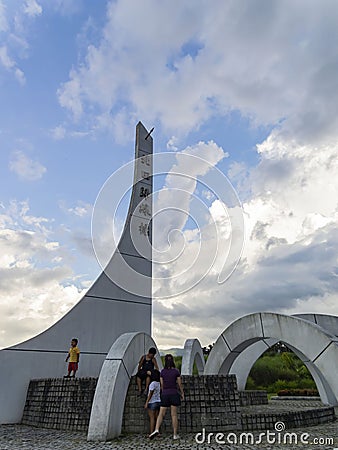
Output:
top-left (68, 362), bottom-right (78, 372)
top-left (160, 393), bottom-right (181, 407)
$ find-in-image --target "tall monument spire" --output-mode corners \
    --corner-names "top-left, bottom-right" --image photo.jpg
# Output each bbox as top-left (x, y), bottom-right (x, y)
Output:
top-left (0, 122), bottom-right (153, 423)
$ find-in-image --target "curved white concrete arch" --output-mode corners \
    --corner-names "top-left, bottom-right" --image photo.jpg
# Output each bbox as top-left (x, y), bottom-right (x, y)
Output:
top-left (229, 338), bottom-right (335, 404)
top-left (181, 339), bottom-right (205, 375)
top-left (87, 332), bottom-right (162, 441)
top-left (293, 313), bottom-right (338, 337)
top-left (229, 314), bottom-right (338, 395)
top-left (204, 312), bottom-right (338, 405)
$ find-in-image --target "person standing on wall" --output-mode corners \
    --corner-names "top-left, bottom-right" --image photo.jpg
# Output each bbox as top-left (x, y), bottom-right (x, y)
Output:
top-left (64, 338), bottom-right (80, 378)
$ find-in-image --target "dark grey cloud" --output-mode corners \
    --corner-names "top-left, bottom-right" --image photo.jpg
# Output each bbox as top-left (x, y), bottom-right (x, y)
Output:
top-left (153, 223), bottom-right (338, 344)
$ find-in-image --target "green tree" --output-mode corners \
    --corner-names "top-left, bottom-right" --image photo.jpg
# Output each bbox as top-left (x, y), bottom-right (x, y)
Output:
top-left (246, 351), bottom-right (316, 392)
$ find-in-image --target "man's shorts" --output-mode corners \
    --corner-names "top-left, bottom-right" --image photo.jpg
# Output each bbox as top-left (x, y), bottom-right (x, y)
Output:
top-left (148, 401), bottom-right (161, 411)
top-left (68, 362), bottom-right (78, 372)
top-left (160, 393), bottom-right (181, 407)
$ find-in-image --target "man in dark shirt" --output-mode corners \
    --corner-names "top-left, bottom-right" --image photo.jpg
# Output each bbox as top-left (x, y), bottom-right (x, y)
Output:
top-left (136, 347), bottom-right (159, 395)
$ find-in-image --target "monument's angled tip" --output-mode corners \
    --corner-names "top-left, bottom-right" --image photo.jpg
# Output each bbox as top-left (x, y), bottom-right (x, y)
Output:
top-left (136, 121), bottom-right (154, 143)
top-left (145, 127), bottom-right (154, 140)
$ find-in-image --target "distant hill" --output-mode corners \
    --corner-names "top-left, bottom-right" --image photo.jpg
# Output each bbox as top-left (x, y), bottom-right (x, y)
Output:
top-left (159, 347), bottom-right (184, 357)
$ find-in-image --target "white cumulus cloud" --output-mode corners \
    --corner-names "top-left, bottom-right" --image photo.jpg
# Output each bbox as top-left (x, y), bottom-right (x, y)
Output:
top-left (0, 0), bottom-right (8, 32)
top-left (23, 0), bottom-right (42, 17)
top-left (9, 150), bottom-right (46, 181)
top-left (0, 201), bottom-right (86, 348)
top-left (152, 131), bottom-right (338, 347)
top-left (57, 0), bottom-right (338, 144)
top-left (0, 45), bottom-right (14, 69)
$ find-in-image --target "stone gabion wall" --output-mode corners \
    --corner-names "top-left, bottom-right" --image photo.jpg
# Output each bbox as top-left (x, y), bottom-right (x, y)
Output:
top-left (122, 378), bottom-right (149, 434)
top-left (122, 375), bottom-right (242, 434)
top-left (239, 390), bottom-right (268, 406)
top-left (241, 406), bottom-right (335, 431)
top-left (22, 376), bottom-right (334, 435)
top-left (22, 378), bottom-right (97, 431)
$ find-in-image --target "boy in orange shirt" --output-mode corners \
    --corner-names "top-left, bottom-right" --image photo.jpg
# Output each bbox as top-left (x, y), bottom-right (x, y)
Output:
top-left (64, 338), bottom-right (80, 378)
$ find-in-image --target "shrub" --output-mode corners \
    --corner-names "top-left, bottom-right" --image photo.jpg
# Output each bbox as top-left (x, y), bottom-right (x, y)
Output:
top-left (249, 355), bottom-right (298, 386)
top-left (246, 352), bottom-right (317, 392)
top-left (245, 376), bottom-right (256, 390)
top-left (277, 388), bottom-right (319, 397)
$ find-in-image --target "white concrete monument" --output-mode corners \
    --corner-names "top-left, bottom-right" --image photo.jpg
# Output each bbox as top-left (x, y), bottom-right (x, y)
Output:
top-left (0, 122), bottom-right (153, 423)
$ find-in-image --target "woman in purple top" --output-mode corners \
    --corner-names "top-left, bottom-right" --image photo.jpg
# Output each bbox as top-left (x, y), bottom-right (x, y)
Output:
top-left (149, 354), bottom-right (184, 440)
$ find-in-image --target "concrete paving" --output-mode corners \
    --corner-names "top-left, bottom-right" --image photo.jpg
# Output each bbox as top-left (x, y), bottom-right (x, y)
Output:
top-left (0, 400), bottom-right (337, 450)
top-left (0, 422), bottom-right (337, 449)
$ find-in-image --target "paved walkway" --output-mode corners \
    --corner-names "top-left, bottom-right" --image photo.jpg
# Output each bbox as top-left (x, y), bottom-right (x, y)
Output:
top-left (0, 422), bottom-right (337, 450)
top-left (0, 400), bottom-right (337, 450)
top-left (241, 398), bottom-right (328, 414)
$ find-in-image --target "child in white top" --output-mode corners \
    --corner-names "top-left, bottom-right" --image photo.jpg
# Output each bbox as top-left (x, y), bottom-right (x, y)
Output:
top-left (144, 369), bottom-right (161, 435)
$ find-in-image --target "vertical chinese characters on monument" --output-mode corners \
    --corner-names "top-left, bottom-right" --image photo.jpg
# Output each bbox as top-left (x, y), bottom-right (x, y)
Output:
top-left (130, 148), bottom-right (152, 259)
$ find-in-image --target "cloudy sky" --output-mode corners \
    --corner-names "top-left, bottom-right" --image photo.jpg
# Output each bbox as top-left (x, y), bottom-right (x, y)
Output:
top-left (0, 0), bottom-right (337, 349)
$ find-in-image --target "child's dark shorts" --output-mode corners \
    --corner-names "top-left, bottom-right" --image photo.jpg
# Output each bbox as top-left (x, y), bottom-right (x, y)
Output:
top-left (136, 369), bottom-right (150, 380)
top-left (160, 393), bottom-right (181, 407)
top-left (148, 401), bottom-right (161, 411)
top-left (68, 362), bottom-right (78, 372)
